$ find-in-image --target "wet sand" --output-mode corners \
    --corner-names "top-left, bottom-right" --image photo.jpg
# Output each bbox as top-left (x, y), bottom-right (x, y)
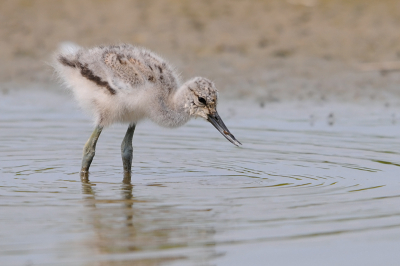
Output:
top-left (1, 0), bottom-right (400, 102)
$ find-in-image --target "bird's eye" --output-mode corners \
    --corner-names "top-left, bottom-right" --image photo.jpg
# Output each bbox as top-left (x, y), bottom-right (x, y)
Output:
top-left (198, 97), bottom-right (206, 105)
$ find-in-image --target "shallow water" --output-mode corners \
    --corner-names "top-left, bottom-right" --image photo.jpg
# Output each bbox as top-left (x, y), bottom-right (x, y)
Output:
top-left (1, 90), bottom-right (400, 266)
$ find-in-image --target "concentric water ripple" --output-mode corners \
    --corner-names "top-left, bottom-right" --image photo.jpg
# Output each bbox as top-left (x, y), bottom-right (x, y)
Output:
top-left (1, 90), bottom-right (400, 265)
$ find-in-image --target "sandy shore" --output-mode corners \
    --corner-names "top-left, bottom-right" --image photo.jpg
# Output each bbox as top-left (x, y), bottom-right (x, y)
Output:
top-left (1, 0), bottom-right (400, 103)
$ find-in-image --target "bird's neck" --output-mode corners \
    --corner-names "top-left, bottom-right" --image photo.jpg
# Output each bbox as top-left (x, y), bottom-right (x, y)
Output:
top-left (150, 84), bottom-right (191, 128)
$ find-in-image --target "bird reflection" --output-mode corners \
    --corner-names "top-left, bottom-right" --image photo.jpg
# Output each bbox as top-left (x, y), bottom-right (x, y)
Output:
top-left (121, 174), bottom-right (134, 228)
top-left (79, 172), bottom-right (218, 265)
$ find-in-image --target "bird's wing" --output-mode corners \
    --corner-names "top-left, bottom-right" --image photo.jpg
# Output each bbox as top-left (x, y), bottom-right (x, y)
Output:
top-left (103, 51), bottom-right (152, 89)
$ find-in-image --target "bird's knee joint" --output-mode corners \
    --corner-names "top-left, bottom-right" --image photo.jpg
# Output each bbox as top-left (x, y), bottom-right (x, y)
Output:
top-left (121, 146), bottom-right (133, 154)
top-left (122, 150), bottom-right (133, 158)
top-left (83, 149), bottom-right (95, 159)
top-left (121, 148), bottom-right (133, 159)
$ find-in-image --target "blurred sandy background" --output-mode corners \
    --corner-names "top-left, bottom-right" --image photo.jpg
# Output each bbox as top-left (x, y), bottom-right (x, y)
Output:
top-left (1, 0), bottom-right (400, 102)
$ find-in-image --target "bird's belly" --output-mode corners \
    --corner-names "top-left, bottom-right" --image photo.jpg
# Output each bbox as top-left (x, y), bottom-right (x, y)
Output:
top-left (116, 108), bottom-right (146, 124)
top-left (63, 67), bottom-right (152, 126)
top-left (107, 90), bottom-right (150, 125)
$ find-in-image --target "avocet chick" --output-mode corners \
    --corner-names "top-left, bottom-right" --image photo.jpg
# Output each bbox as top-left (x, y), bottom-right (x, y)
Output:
top-left (54, 43), bottom-right (241, 175)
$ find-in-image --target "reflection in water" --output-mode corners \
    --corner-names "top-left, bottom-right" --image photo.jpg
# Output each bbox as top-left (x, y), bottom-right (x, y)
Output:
top-left (2, 91), bottom-right (400, 265)
top-left (80, 173), bottom-right (218, 265)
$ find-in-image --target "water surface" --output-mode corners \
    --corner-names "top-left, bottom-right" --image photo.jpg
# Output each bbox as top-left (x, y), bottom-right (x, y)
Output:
top-left (1, 90), bottom-right (400, 266)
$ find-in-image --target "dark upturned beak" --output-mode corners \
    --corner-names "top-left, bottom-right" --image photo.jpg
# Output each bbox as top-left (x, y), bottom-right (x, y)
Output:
top-left (207, 112), bottom-right (242, 146)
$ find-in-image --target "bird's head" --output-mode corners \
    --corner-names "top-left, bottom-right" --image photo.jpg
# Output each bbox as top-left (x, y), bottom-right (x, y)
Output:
top-left (185, 77), bottom-right (241, 146)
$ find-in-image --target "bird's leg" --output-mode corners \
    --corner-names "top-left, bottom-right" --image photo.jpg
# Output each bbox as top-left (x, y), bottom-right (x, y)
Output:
top-left (81, 125), bottom-right (103, 174)
top-left (121, 124), bottom-right (136, 175)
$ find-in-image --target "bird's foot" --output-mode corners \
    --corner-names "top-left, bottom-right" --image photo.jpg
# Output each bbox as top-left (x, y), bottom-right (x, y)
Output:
top-left (80, 170), bottom-right (89, 181)
top-left (123, 171), bottom-right (132, 183)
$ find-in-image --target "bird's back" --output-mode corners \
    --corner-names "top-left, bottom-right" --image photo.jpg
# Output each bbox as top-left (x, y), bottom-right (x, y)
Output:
top-left (56, 44), bottom-right (180, 95)
top-left (54, 44), bottom-right (181, 126)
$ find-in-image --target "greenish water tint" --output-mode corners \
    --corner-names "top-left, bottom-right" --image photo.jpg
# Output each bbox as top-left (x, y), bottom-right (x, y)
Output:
top-left (1, 90), bottom-right (400, 265)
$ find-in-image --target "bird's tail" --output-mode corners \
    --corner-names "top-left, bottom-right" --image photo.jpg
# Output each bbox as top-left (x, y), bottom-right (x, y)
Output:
top-left (54, 41), bottom-right (82, 68)
top-left (52, 42), bottom-right (82, 88)
top-left (57, 41), bottom-right (81, 57)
